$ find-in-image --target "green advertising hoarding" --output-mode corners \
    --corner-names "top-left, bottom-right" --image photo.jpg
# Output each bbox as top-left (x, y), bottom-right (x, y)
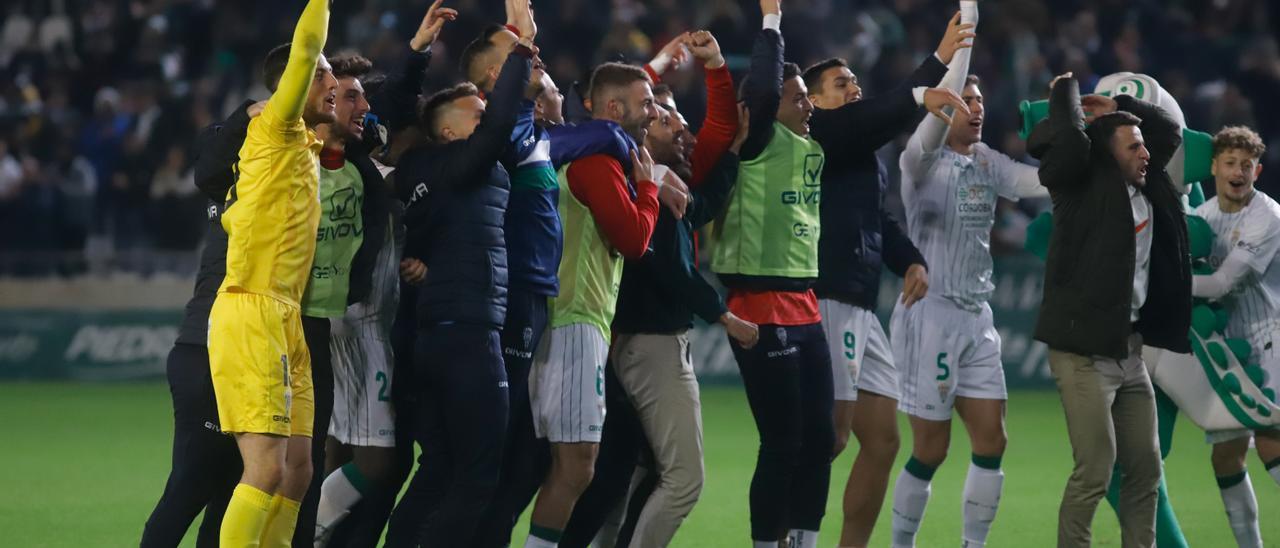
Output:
top-left (0, 256), bottom-right (1052, 386)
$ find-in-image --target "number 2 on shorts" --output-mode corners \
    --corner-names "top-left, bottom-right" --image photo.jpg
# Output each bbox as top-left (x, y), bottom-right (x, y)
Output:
top-left (376, 371), bottom-right (390, 402)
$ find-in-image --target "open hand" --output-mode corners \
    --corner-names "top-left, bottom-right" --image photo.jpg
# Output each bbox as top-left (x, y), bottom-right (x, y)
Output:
top-left (630, 146), bottom-right (654, 185)
top-left (410, 0), bottom-right (458, 52)
top-left (923, 87), bottom-right (969, 125)
top-left (1081, 94), bottom-right (1118, 124)
top-left (935, 11), bottom-right (976, 65)
top-left (507, 0), bottom-right (537, 43)
top-left (247, 100), bottom-right (268, 118)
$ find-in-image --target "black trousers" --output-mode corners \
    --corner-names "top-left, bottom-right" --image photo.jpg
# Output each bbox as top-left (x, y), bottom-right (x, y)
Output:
top-left (325, 281), bottom-right (419, 547)
top-left (140, 343), bottom-right (242, 548)
top-left (472, 290), bottom-right (552, 547)
top-left (731, 322), bottom-right (835, 541)
top-left (385, 323), bottom-right (509, 547)
top-left (293, 315), bottom-right (336, 548)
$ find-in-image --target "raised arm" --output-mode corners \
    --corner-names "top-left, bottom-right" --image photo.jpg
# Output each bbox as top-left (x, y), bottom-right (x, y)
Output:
top-left (738, 1), bottom-right (784, 162)
top-left (1030, 74), bottom-right (1091, 193)
top-left (1114, 95), bottom-right (1183, 171)
top-left (371, 0), bottom-right (453, 131)
top-left (899, 8), bottom-right (977, 182)
top-left (374, 49), bottom-right (430, 133)
top-left (443, 47), bottom-right (534, 186)
top-left (686, 30), bottom-right (738, 186)
top-left (263, 0), bottom-right (330, 123)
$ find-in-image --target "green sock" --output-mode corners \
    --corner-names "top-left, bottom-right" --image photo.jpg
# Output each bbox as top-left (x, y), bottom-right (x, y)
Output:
top-left (905, 456), bottom-right (938, 481)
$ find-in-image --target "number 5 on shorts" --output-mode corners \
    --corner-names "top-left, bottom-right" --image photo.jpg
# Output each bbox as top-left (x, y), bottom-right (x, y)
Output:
top-left (936, 352), bottom-right (950, 381)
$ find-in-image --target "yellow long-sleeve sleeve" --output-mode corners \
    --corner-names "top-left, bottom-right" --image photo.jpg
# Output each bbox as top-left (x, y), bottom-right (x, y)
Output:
top-left (265, 0), bottom-right (330, 123)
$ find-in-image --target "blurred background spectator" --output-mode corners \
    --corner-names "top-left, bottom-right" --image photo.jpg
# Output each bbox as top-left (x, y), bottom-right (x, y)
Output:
top-left (0, 0), bottom-right (1276, 276)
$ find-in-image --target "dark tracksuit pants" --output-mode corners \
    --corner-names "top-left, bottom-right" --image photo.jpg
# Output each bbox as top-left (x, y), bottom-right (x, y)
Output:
top-left (140, 343), bottom-right (242, 548)
top-left (294, 315), bottom-right (336, 548)
top-left (473, 290), bottom-right (552, 547)
top-left (731, 322), bottom-right (835, 541)
top-left (385, 323), bottom-right (509, 547)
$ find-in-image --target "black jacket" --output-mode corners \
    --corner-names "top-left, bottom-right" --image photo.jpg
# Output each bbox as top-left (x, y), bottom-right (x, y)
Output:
top-left (1028, 78), bottom-right (1191, 358)
top-left (613, 154), bottom-right (739, 334)
top-left (175, 101), bottom-right (253, 346)
top-left (397, 48), bottom-right (533, 329)
top-left (810, 56), bottom-right (943, 309)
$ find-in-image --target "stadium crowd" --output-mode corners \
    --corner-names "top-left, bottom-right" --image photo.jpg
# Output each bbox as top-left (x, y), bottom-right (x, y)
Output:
top-left (0, 0), bottom-right (1277, 275)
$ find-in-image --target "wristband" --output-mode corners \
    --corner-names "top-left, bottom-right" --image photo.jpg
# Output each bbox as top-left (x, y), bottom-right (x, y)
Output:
top-left (651, 164), bottom-right (670, 190)
top-left (762, 14), bottom-right (781, 31)
top-left (650, 51), bottom-right (673, 76)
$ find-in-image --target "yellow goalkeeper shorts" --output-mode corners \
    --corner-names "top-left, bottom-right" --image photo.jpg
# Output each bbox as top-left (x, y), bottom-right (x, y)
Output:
top-left (208, 290), bottom-right (313, 437)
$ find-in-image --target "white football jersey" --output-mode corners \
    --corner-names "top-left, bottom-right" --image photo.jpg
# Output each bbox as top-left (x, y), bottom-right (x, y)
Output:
top-left (899, 141), bottom-right (1041, 311)
top-left (1193, 191), bottom-right (1280, 346)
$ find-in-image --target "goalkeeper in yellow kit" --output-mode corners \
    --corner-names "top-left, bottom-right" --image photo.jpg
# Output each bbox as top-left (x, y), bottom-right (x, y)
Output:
top-left (205, 0), bottom-right (336, 545)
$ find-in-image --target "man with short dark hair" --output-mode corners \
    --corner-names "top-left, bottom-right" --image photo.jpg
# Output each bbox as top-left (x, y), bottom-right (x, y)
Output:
top-left (890, 5), bottom-right (1050, 545)
top-left (1191, 125), bottom-right (1280, 548)
top-left (1028, 73), bottom-right (1191, 548)
top-left (305, 49), bottom-right (408, 545)
top-left (205, 0), bottom-right (334, 544)
top-left (710, 2), bottom-right (834, 546)
top-left (800, 6), bottom-right (972, 545)
top-left (381, 7), bottom-right (537, 544)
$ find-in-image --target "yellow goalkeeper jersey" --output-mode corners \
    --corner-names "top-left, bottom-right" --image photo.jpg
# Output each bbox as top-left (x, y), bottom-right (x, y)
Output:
top-left (219, 111), bottom-right (324, 308)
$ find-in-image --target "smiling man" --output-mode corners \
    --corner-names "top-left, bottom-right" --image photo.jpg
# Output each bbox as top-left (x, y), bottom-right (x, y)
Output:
top-left (204, 0), bottom-right (335, 544)
top-left (1191, 126), bottom-right (1280, 548)
top-left (307, 52), bottom-right (402, 546)
top-left (800, 6), bottom-right (972, 546)
top-left (890, 4), bottom-right (1050, 546)
top-left (708, 2), bottom-right (833, 547)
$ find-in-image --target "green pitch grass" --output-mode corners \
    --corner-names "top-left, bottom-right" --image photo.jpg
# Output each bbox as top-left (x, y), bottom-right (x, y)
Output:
top-left (1, 382), bottom-right (1277, 546)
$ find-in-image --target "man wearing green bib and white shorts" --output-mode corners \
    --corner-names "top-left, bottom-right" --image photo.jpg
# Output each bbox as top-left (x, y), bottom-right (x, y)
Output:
top-left (293, 50), bottom-right (398, 545)
top-left (524, 62), bottom-right (670, 548)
